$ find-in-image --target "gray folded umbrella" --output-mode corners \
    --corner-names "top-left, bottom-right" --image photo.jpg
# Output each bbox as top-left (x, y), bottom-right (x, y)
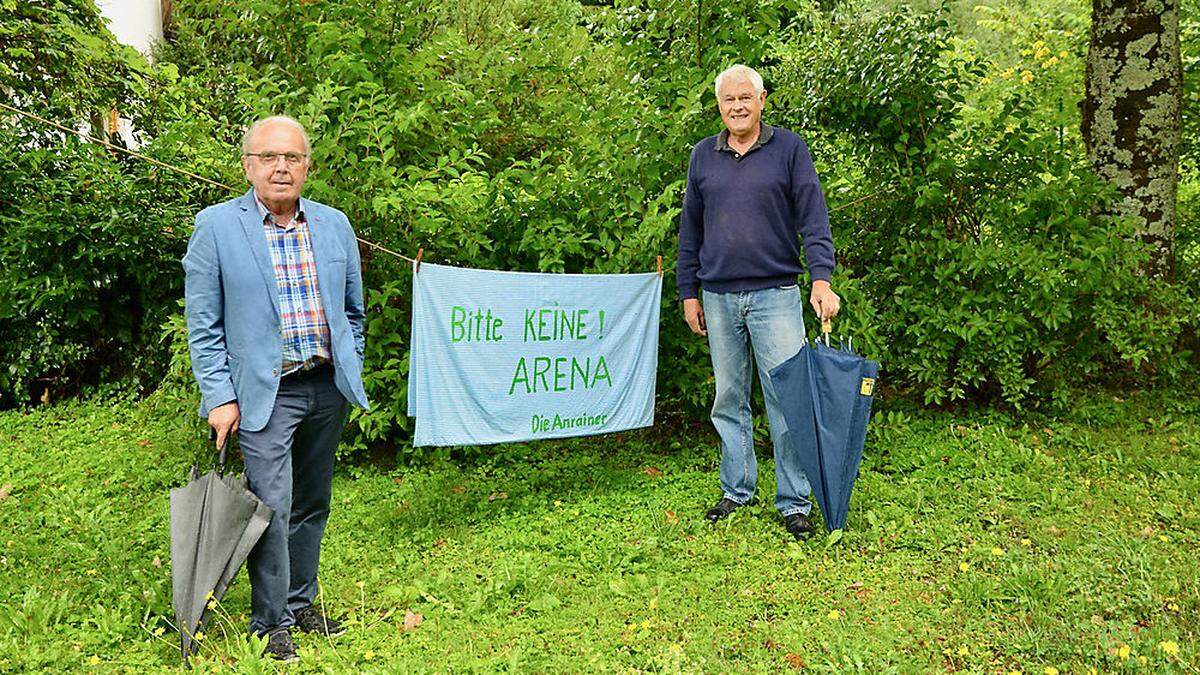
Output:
top-left (169, 440), bottom-right (272, 665)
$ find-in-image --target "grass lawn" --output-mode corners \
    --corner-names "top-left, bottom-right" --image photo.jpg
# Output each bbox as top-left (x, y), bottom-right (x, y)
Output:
top-left (0, 390), bottom-right (1197, 672)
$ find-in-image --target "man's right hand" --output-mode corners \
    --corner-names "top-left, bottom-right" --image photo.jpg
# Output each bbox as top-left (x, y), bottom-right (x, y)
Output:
top-left (208, 401), bottom-right (240, 450)
top-left (682, 298), bottom-right (707, 336)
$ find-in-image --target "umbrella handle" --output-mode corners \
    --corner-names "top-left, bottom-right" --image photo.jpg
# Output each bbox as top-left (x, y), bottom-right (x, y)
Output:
top-left (820, 318), bottom-right (832, 347)
top-left (208, 428), bottom-right (229, 476)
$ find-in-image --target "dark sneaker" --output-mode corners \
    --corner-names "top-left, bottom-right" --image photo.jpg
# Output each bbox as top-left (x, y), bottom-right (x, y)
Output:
top-left (294, 605), bottom-right (346, 637)
top-left (262, 627), bottom-right (299, 663)
top-left (705, 497), bottom-right (746, 524)
top-left (784, 512), bottom-right (814, 540)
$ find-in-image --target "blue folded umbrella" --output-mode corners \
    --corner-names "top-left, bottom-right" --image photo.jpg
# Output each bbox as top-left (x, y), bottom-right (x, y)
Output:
top-left (768, 330), bottom-right (879, 532)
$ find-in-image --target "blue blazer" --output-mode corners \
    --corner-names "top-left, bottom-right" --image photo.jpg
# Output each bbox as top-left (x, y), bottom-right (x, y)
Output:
top-left (183, 190), bottom-right (370, 432)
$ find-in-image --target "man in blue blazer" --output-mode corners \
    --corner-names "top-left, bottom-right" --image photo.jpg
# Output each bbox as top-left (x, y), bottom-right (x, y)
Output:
top-left (183, 115), bottom-right (370, 662)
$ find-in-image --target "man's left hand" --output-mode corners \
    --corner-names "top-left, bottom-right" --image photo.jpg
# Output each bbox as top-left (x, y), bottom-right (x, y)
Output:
top-left (810, 280), bottom-right (841, 321)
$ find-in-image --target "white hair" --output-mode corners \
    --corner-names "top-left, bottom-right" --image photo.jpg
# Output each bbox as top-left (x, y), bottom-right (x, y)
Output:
top-left (714, 64), bottom-right (765, 98)
top-left (241, 115), bottom-right (311, 156)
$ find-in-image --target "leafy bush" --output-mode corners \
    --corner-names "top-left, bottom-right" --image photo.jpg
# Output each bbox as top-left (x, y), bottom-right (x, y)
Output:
top-left (2, 0), bottom-right (1197, 451)
top-left (772, 1), bottom-right (1196, 406)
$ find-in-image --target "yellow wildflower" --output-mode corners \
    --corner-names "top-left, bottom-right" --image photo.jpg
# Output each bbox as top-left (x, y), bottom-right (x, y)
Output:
top-left (1059, 50), bottom-right (1068, 58)
top-left (364, 650), bottom-right (375, 661)
top-left (1139, 656), bottom-right (1148, 665)
top-left (1159, 534), bottom-right (1170, 542)
top-left (1021, 538), bottom-right (1032, 547)
top-left (827, 609), bottom-right (840, 620)
top-left (991, 547), bottom-right (1004, 556)
top-left (1044, 667), bottom-right (1059, 675)
top-left (958, 645), bottom-right (969, 656)
top-left (153, 626), bottom-right (165, 637)
top-left (1160, 641), bottom-right (1180, 656)
top-left (959, 562), bottom-right (970, 572)
top-left (1021, 71), bottom-right (1034, 84)
top-left (1118, 643), bottom-right (1130, 659)
top-left (87, 656), bottom-right (101, 666)
top-left (1168, 602), bottom-right (1180, 612)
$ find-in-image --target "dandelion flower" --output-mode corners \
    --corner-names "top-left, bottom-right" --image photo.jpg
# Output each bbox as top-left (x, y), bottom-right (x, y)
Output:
top-left (1059, 50), bottom-right (1068, 58)
top-left (1160, 641), bottom-right (1180, 656)
top-left (991, 547), bottom-right (1004, 556)
top-left (1139, 656), bottom-right (1148, 665)
top-left (364, 650), bottom-right (375, 661)
top-left (1021, 71), bottom-right (1034, 84)
top-left (1168, 602), bottom-right (1180, 612)
top-left (87, 656), bottom-right (101, 666)
top-left (153, 626), bottom-right (165, 637)
top-left (1118, 643), bottom-right (1130, 660)
top-left (1021, 538), bottom-right (1032, 547)
top-left (827, 609), bottom-right (840, 620)
top-left (959, 562), bottom-right (970, 572)
top-left (1044, 667), bottom-right (1059, 675)
top-left (958, 645), bottom-right (969, 656)
top-left (206, 600), bottom-right (216, 611)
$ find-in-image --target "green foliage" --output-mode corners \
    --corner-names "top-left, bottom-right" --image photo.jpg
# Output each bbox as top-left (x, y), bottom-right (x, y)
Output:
top-left (0, 0), bottom-right (147, 118)
top-left (2, 0), bottom-right (1198, 443)
top-left (0, 128), bottom-right (195, 406)
top-left (773, 1), bottom-right (1195, 406)
top-left (1, 391), bottom-right (1197, 670)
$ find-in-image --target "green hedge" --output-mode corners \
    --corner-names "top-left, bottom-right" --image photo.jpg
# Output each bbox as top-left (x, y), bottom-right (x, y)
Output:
top-left (2, 0), bottom-right (1196, 456)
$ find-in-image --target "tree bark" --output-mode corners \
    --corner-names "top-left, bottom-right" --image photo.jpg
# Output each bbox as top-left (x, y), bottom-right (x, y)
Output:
top-left (1081, 0), bottom-right (1182, 279)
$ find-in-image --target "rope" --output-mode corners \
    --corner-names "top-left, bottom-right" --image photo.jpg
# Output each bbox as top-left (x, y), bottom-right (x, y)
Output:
top-left (2, 101), bottom-right (890, 271)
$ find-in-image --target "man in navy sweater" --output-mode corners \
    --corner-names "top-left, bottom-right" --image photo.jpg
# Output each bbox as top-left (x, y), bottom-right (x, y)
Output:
top-left (677, 64), bottom-right (841, 540)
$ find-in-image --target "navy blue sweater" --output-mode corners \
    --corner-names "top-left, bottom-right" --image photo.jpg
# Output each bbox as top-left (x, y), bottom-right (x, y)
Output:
top-left (676, 124), bottom-right (835, 299)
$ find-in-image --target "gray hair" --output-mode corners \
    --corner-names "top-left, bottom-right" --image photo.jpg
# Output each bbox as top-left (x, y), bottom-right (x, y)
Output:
top-left (714, 64), bottom-right (765, 98)
top-left (241, 115), bottom-right (311, 156)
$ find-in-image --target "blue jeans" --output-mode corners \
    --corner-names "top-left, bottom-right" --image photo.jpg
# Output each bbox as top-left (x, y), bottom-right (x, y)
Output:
top-left (703, 286), bottom-right (812, 516)
top-left (238, 364), bottom-right (350, 634)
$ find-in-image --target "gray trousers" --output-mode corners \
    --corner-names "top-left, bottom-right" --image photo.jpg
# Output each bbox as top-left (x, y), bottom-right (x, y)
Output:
top-left (238, 364), bottom-right (349, 634)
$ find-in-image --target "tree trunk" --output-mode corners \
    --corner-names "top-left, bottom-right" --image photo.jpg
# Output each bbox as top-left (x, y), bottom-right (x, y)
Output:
top-left (1081, 0), bottom-right (1182, 279)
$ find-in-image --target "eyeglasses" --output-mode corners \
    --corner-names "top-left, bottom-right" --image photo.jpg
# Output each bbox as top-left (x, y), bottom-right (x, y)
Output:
top-left (244, 151), bottom-right (309, 166)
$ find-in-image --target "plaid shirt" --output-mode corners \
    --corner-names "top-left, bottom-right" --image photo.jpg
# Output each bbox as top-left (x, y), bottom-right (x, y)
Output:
top-left (256, 194), bottom-right (331, 375)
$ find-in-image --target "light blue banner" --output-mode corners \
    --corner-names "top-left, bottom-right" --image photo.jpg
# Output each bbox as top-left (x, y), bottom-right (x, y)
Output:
top-left (407, 263), bottom-right (662, 447)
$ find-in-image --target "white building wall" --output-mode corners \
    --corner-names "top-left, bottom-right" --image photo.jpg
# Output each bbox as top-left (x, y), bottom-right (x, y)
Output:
top-left (95, 0), bottom-right (163, 58)
top-left (93, 0), bottom-right (165, 148)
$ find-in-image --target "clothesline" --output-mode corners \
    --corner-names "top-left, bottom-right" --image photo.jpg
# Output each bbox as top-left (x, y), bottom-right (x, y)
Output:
top-left (1, 101), bottom-right (888, 272)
